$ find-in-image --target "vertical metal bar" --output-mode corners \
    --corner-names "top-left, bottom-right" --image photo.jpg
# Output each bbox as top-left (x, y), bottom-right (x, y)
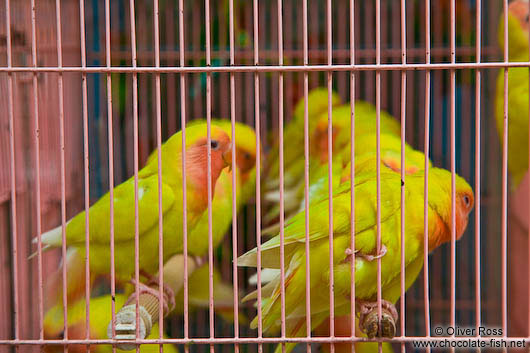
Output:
top-left (253, 2), bottom-right (263, 352)
top-left (153, 0), bottom-right (164, 348)
top-left (5, 0), bottom-right (19, 347)
top-left (228, 0), bottom-right (240, 350)
top-left (204, 0), bottom-right (215, 351)
top-left (501, 0), bottom-right (509, 349)
top-left (30, 0), bottom-right (44, 340)
top-left (423, 0), bottom-right (431, 345)
top-left (127, 0), bottom-right (140, 345)
top-left (178, 0), bottom-right (189, 349)
top-left (166, 1), bottom-right (176, 135)
top-left (450, 1), bottom-right (457, 346)
top-left (55, 0), bottom-right (69, 342)
top-left (399, 0), bottom-right (407, 352)
top-left (349, 0), bottom-right (356, 351)
top-left (277, 0), bottom-right (286, 351)
top-left (375, 0), bottom-right (382, 350)
top-left (474, 0), bottom-right (482, 337)
top-left (302, 0), bottom-right (311, 351)
top-left (104, 0), bottom-right (117, 342)
top-left (326, 0), bottom-right (334, 351)
top-left (79, 0), bottom-right (91, 344)
top-left (524, 2), bottom-right (530, 337)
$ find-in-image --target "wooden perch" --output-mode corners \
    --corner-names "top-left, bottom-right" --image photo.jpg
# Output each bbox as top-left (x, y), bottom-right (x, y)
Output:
top-left (107, 254), bottom-right (203, 350)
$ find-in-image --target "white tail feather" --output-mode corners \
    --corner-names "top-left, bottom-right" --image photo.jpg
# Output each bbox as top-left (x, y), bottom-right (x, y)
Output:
top-left (33, 223), bottom-right (67, 247)
top-left (28, 222), bottom-right (69, 260)
top-left (248, 268), bottom-right (280, 286)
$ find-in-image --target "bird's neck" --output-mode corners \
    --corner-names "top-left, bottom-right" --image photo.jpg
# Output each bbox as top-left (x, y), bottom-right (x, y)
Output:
top-left (427, 210), bottom-right (451, 252)
top-left (185, 150), bottom-right (223, 214)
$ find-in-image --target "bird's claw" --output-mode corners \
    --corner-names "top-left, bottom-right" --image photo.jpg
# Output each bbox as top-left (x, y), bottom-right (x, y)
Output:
top-left (356, 299), bottom-right (398, 339)
top-left (358, 244), bottom-right (387, 262)
top-left (131, 270), bottom-right (176, 314)
top-left (192, 255), bottom-right (207, 268)
top-left (343, 245), bottom-right (387, 263)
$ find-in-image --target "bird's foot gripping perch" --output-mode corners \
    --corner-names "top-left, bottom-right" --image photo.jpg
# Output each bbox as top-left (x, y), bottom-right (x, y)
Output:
top-left (107, 254), bottom-right (205, 350)
top-left (356, 299), bottom-right (398, 339)
top-left (107, 272), bottom-right (176, 350)
top-left (344, 244), bottom-right (387, 262)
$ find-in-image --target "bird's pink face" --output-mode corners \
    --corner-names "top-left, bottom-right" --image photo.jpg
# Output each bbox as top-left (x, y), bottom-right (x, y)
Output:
top-left (312, 119), bottom-right (339, 164)
top-left (185, 128), bottom-right (232, 211)
top-left (455, 189), bottom-right (474, 241)
top-left (510, 0), bottom-right (530, 34)
top-left (431, 188), bottom-right (474, 252)
top-left (187, 129), bottom-right (232, 186)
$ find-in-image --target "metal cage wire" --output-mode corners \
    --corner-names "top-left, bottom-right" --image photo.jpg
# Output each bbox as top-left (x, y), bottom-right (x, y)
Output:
top-left (0, 0), bottom-right (524, 352)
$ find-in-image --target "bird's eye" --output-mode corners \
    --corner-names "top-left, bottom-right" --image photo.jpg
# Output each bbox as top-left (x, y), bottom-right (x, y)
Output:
top-left (525, 14), bottom-right (529, 23)
top-left (58, 331), bottom-right (64, 339)
top-left (211, 140), bottom-right (219, 150)
top-left (463, 195), bottom-right (470, 207)
top-left (244, 152), bottom-right (251, 160)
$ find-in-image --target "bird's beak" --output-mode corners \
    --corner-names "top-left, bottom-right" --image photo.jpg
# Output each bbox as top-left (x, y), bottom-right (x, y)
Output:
top-left (222, 148), bottom-right (233, 171)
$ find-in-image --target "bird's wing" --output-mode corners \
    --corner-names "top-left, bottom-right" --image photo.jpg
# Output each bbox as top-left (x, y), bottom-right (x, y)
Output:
top-left (65, 174), bottom-right (176, 245)
top-left (238, 173), bottom-right (401, 268)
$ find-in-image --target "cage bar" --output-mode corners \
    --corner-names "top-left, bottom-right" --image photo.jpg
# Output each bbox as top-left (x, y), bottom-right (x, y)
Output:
top-left (54, 0), bottom-right (69, 342)
top-left (399, 0), bottom-right (406, 352)
top-left (229, 0), bottom-right (239, 351)
top-left (252, 4), bottom-right (263, 353)
top-left (30, 0), bottom-right (45, 340)
top-left (449, 2), bottom-right (457, 348)
top-left (501, 1), bottom-right (509, 351)
top-left (5, 0), bottom-right (19, 349)
top-left (326, 0), bottom-right (334, 351)
top-left (276, 0), bottom-right (286, 352)
top-left (302, 1), bottom-right (312, 352)
top-left (348, 0), bottom-right (356, 352)
top-left (423, 0), bottom-right (432, 345)
top-left (475, 0), bottom-right (482, 339)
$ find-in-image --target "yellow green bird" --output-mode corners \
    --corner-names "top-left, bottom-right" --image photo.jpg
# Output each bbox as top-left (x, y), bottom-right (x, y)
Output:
top-left (187, 120), bottom-right (257, 253)
top-left (495, 0), bottom-right (530, 188)
top-left (43, 294), bottom-right (178, 353)
top-left (263, 102), bottom-right (402, 228)
top-left (36, 123), bottom-right (232, 306)
top-left (264, 87), bottom-right (342, 193)
top-left (168, 119), bottom-right (256, 322)
top-left (239, 165), bottom-right (474, 353)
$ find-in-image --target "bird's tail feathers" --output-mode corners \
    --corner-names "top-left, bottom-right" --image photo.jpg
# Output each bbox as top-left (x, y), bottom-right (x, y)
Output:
top-left (27, 244), bottom-right (53, 260)
top-left (248, 268), bottom-right (280, 286)
top-left (28, 224), bottom-right (68, 259)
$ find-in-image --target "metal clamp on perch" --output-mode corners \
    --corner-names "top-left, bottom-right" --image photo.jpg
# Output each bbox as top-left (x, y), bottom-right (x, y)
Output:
top-left (107, 254), bottom-right (203, 350)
